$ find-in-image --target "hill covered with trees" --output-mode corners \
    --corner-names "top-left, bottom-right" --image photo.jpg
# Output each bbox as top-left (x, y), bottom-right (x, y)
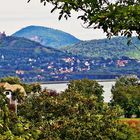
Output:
top-left (13, 25), bottom-right (80, 48)
top-left (0, 33), bottom-right (140, 82)
top-left (61, 37), bottom-right (140, 59)
top-left (0, 33), bottom-right (74, 82)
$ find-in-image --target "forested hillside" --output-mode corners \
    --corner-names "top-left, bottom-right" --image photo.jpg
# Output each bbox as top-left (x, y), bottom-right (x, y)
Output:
top-left (62, 37), bottom-right (140, 59)
top-left (13, 25), bottom-right (80, 48)
top-left (0, 33), bottom-right (73, 82)
top-left (0, 33), bottom-right (140, 82)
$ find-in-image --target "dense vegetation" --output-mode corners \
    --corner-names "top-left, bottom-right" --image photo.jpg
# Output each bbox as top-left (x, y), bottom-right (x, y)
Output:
top-left (0, 34), bottom-right (140, 82)
top-left (62, 37), bottom-right (140, 59)
top-left (13, 25), bottom-right (80, 48)
top-left (13, 25), bottom-right (140, 60)
top-left (12, 25), bottom-right (140, 60)
top-left (111, 76), bottom-right (140, 118)
top-left (0, 34), bottom-right (75, 82)
top-left (1, 77), bottom-right (140, 139)
top-left (29, 0), bottom-right (140, 39)
top-left (2, 0), bottom-right (139, 138)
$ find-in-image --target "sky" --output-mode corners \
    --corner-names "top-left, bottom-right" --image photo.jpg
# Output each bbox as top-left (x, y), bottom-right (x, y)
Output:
top-left (0, 0), bottom-right (107, 40)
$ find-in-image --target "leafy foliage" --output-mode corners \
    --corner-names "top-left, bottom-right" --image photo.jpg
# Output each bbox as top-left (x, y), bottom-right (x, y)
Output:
top-left (18, 79), bottom-right (139, 139)
top-left (1, 77), bottom-right (140, 139)
top-left (12, 89), bottom-right (25, 103)
top-left (0, 91), bottom-right (41, 139)
top-left (0, 76), bottom-right (21, 84)
top-left (28, 0), bottom-right (140, 39)
top-left (111, 76), bottom-right (140, 118)
top-left (66, 79), bottom-right (104, 103)
top-left (29, 83), bottom-right (42, 94)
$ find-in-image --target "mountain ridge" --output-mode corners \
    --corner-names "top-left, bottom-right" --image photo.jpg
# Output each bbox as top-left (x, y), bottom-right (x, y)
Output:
top-left (61, 37), bottom-right (140, 59)
top-left (13, 25), bottom-right (80, 48)
top-left (0, 33), bottom-right (140, 82)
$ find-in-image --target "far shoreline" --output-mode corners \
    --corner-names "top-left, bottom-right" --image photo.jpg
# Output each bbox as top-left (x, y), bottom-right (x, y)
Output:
top-left (37, 79), bottom-right (116, 85)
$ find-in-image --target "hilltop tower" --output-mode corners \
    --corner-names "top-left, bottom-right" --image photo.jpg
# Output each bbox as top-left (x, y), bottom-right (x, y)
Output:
top-left (0, 31), bottom-right (6, 39)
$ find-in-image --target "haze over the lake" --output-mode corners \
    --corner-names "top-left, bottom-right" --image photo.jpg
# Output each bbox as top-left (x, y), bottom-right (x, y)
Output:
top-left (0, 0), bottom-right (107, 40)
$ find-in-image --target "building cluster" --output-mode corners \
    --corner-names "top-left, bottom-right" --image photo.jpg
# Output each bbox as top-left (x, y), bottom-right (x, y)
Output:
top-left (0, 43), bottom-right (139, 82)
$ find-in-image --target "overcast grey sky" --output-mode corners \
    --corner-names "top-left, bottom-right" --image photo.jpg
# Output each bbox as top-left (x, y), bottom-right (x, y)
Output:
top-left (0, 0), bottom-right (107, 40)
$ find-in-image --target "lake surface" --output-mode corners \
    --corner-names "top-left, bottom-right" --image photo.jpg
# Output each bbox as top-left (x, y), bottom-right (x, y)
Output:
top-left (41, 81), bottom-right (115, 102)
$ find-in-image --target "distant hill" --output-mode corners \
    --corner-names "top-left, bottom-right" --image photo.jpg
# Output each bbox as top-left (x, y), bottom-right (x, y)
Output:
top-left (13, 25), bottom-right (80, 48)
top-left (0, 33), bottom-right (140, 82)
top-left (61, 37), bottom-right (140, 59)
top-left (0, 34), bottom-right (74, 82)
top-left (0, 33), bottom-right (66, 58)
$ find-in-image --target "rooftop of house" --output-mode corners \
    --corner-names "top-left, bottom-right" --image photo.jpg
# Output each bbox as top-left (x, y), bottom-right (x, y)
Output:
top-left (0, 82), bottom-right (26, 95)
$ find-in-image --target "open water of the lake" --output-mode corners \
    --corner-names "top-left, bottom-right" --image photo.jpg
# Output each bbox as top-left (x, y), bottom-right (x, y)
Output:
top-left (41, 81), bottom-right (115, 102)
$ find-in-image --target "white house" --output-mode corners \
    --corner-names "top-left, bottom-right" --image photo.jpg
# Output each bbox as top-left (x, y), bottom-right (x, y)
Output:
top-left (0, 82), bottom-right (26, 113)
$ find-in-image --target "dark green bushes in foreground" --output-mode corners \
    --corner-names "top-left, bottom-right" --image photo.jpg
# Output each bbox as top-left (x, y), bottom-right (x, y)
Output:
top-left (111, 76), bottom-right (140, 118)
top-left (0, 78), bottom-right (140, 139)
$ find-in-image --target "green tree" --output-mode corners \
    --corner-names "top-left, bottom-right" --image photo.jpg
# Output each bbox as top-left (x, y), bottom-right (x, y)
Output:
top-left (0, 86), bottom-right (5, 94)
top-left (22, 83), bottom-right (33, 95)
top-left (30, 83), bottom-right (42, 94)
top-left (0, 76), bottom-right (21, 84)
top-left (66, 79), bottom-right (104, 103)
top-left (0, 93), bottom-right (10, 132)
top-left (18, 79), bottom-right (139, 139)
top-left (114, 75), bottom-right (139, 87)
top-left (22, 83), bottom-right (41, 95)
top-left (12, 89), bottom-right (25, 103)
top-left (28, 0), bottom-right (140, 39)
top-left (0, 91), bottom-right (41, 140)
top-left (111, 76), bottom-right (140, 118)
top-left (18, 92), bottom-right (48, 123)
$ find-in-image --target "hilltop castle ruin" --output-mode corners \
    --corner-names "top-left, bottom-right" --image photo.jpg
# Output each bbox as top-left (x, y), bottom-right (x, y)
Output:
top-left (0, 31), bottom-right (6, 39)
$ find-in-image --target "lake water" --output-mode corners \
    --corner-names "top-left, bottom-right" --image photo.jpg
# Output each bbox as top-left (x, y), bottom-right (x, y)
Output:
top-left (41, 81), bottom-right (115, 102)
